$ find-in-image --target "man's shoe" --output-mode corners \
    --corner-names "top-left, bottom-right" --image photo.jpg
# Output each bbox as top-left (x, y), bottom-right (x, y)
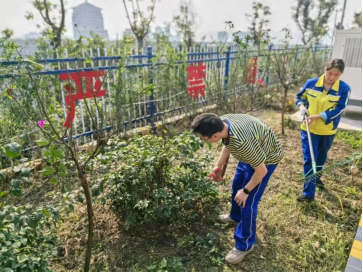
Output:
top-left (316, 180), bottom-right (325, 190)
top-left (218, 214), bottom-right (238, 224)
top-left (297, 195), bottom-right (314, 202)
top-left (225, 246), bottom-right (254, 264)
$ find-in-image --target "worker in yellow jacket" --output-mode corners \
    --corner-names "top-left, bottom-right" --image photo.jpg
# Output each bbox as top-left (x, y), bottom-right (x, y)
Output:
top-left (296, 59), bottom-right (351, 202)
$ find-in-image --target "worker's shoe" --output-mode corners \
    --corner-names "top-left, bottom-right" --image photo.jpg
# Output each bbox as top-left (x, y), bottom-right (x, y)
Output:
top-left (297, 195), bottom-right (315, 202)
top-left (218, 214), bottom-right (239, 224)
top-left (316, 180), bottom-right (325, 190)
top-left (225, 246), bottom-right (255, 264)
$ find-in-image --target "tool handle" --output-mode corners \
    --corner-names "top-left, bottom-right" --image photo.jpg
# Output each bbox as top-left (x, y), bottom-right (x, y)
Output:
top-left (304, 113), bottom-right (317, 172)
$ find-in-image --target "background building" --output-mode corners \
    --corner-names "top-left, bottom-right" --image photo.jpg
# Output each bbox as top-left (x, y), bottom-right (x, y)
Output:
top-left (72, 0), bottom-right (108, 40)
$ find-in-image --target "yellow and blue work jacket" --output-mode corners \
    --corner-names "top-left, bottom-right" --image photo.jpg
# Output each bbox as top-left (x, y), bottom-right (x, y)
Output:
top-left (296, 74), bottom-right (351, 135)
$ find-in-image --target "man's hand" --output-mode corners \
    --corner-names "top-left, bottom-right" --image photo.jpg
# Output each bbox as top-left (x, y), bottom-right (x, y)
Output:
top-left (307, 115), bottom-right (321, 124)
top-left (234, 189), bottom-right (248, 208)
top-left (209, 166), bottom-right (224, 182)
top-left (299, 104), bottom-right (308, 116)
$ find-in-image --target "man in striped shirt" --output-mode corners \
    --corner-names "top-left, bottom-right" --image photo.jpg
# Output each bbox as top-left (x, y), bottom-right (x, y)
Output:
top-left (192, 113), bottom-right (283, 264)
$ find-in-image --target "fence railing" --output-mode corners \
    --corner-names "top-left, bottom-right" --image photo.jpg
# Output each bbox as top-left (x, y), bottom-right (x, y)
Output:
top-left (0, 44), bottom-right (331, 150)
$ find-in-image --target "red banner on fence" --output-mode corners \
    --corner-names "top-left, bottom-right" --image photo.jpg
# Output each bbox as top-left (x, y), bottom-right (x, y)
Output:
top-left (186, 62), bottom-right (206, 100)
top-left (59, 71), bottom-right (106, 128)
top-left (247, 57), bottom-right (258, 84)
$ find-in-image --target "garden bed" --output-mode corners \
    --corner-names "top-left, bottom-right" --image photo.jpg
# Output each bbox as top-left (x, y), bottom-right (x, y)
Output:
top-left (3, 107), bottom-right (362, 272)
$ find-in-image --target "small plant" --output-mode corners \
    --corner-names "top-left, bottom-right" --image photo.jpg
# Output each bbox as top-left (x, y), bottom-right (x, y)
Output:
top-left (177, 233), bottom-right (225, 266)
top-left (107, 132), bottom-right (219, 230)
top-left (284, 116), bottom-right (297, 130)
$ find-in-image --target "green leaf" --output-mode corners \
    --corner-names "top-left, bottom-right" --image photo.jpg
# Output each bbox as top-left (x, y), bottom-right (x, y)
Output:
top-left (1, 268), bottom-right (14, 272)
top-left (17, 254), bottom-right (28, 263)
top-left (21, 168), bottom-right (31, 177)
top-left (43, 150), bottom-right (52, 157)
top-left (160, 258), bottom-right (167, 268)
top-left (12, 241), bottom-right (21, 248)
top-left (39, 166), bottom-right (55, 176)
top-left (99, 180), bottom-right (104, 193)
top-left (71, 44), bottom-right (80, 53)
top-left (35, 138), bottom-right (49, 146)
top-left (91, 184), bottom-right (100, 197)
top-left (24, 59), bottom-right (43, 71)
top-left (11, 188), bottom-right (22, 197)
top-left (68, 204), bottom-right (74, 213)
top-left (22, 178), bottom-right (33, 186)
top-left (77, 193), bottom-right (84, 203)
top-left (49, 178), bottom-right (59, 185)
top-left (61, 184), bottom-right (67, 194)
top-left (52, 149), bottom-right (64, 159)
top-left (0, 171), bottom-right (7, 181)
top-left (4, 142), bottom-right (21, 158)
top-left (147, 265), bottom-right (157, 270)
top-left (11, 179), bottom-right (21, 188)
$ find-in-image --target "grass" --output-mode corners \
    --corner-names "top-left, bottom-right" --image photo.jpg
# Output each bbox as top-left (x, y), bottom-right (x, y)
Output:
top-left (12, 107), bottom-right (361, 272)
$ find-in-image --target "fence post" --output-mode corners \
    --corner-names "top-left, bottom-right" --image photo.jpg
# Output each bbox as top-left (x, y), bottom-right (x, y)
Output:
top-left (266, 44), bottom-right (273, 86)
top-left (147, 46), bottom-right (154, 125)
top-left (224, 46), bottom-right (231, 94)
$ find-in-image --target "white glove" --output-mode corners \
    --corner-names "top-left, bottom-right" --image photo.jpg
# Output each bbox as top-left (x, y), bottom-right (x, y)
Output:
top-left (299, 104), bottom-right (308, 116)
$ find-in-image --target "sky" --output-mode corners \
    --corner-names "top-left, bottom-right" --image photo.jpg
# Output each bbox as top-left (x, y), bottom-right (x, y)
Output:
top-left (0, 0), bottom-right (361, 44)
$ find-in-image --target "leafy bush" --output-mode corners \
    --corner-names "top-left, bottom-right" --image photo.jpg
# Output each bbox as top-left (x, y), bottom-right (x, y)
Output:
top-left (336, 131), bottom-right (362, 149)
top-left (284, 116), bottom-right (297, 130)
top-left (107, 133), bottom-right (219, 230)
top-left (0, 205), bottom-right (60, 271)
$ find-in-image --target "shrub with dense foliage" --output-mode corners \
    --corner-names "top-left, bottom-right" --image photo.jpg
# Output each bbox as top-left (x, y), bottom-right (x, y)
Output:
top-left (0, 205), bottom-right (60, 271)
top-left (106, 133), bottom-right (219, 230)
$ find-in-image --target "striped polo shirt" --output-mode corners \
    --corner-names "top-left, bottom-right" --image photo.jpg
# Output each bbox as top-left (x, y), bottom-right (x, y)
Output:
top-left (220, 114), bottom-right (283, 168)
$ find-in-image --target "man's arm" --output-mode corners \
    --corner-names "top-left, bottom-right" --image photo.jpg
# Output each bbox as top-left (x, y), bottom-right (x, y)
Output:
top-left (216, 146), bottom-right (230, 168)
top-left (209, 146), bottom-right (230, 181)
top-left (244, 163), bottom-right (268, 192)
top-left (234, 163), bottom-right (268, 208)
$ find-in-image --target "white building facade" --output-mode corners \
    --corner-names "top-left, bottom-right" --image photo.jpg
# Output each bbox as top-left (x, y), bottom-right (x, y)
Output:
top-left (331, 28), bottom-right (362, 107)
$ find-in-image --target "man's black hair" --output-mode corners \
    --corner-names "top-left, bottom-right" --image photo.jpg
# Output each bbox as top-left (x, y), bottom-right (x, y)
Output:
top-left (191, 113), bottom-right (224, 137)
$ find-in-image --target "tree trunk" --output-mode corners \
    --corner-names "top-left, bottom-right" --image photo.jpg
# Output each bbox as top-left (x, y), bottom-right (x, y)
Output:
top-left (281, 86), bottom-right (288, 135)
top-left (78, 170), bottom-right (94, 272)
top-left (137, 37), bottom-right (144, 55)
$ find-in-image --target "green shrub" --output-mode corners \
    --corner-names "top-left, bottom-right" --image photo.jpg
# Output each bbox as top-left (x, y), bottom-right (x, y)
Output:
top-left (0, 205), bottom-right (60, 271)
top-left (336, 131), bottom-right (362, 149)
top-left (107, 133), bottom-right (219, 230)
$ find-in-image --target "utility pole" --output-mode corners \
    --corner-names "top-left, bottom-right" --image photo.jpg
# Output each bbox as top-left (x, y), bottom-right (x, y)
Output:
top-left (338, 0), bottom-right (347, 30)
top-left (330, 9), bottom-right (339, 58)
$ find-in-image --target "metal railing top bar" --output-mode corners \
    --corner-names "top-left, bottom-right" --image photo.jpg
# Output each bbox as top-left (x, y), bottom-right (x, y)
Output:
top-left (0, 45), bottom-right (330, 67)
top-left (0, 57), bottom-right (241, 78)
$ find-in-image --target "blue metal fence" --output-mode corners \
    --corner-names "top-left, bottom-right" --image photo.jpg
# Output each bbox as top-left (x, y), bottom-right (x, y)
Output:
top-left (0, 44), bottom-right (331, 147)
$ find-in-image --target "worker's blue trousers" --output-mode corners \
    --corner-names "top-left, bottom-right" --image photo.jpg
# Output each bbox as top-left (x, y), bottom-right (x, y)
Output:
top-left (229, 162), bottom-right (278, 251)
top-left (301, 130), bottom-right (335, 198)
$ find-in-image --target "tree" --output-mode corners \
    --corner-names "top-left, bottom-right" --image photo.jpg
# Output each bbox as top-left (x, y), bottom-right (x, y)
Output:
top-left (173, 0), bottom-right (199, 49)
top-left (245, 2), bottom-right (271, 51)
top-left (1, 36), bottom-right (145, 271)
top-left (271, 28), bottom-right (312, 135)
top-left (123, 0), bottom-right (156, 54)
top-left (353, 12), bottom-right (362, 28)
top-left (292, 0), bottom-right (337, 45)
top-left (26, 0), bottom-right (65, 49)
